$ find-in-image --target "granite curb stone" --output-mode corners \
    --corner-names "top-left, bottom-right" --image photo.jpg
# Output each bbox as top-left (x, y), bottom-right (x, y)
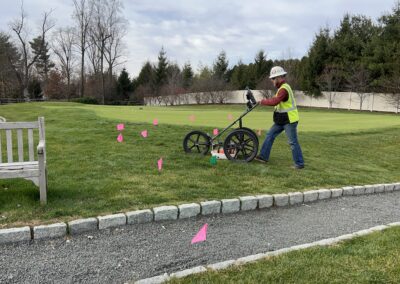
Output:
top-left (68, 218), bottom-right (98, 235)
top-left (170, 266), bottom-right (207, 279)
top-left (134, 273), bottom-right (170, 284)
top-left (317, 189), bottom-right (331, 200)
top-left (342, 186), bottom-right (354, 196)
top-left (178, 203), bottom-right (201, 219)
top-left (273, 194), bottom-right (289, 207)
top-left (126, 210), bottom-right (153, 224)
top-left (200, 200), bottom-right (221, 215)
top-left (98, 213), bottom-right (126, 229)
top-left (153, 206), bottom-right (178, 221)
top-left (256, 194), bottom-right (273, 209)
top-left (374, 184), bottom-right (385, 193)
top-left (364, 185), bottom-right (375, 194)
top-left (384, 184), bottom-right (395, 192)
top-left (303, 190), bottom-right (318, 203)
top-left (330, 188), bottom-right (343, 198)
top-left (0, 226), bottom-right (31, 244)
top-left (239, 196), bottom-right (258, 211)
top-left (288, 192), bottom-right (303, 205)
top-left (353, 185), bottom-right (365, 195)
top-left (221, 199), bottom-right (240, 214)
top-left (207, 260), bottom-right (235, 271)
top-left (33, 223), bottom-right (67, 240)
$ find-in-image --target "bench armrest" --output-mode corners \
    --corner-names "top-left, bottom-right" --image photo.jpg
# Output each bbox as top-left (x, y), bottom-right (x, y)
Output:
top-left (37, 140), bottom-right (46, 155)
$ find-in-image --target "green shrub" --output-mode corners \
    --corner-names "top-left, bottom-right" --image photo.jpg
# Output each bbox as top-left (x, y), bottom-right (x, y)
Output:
top-left (72, 96), bottom-right (99, 104)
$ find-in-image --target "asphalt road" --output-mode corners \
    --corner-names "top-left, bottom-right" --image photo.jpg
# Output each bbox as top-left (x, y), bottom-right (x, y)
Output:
top-left (1, 191), bottom-right (400, 284)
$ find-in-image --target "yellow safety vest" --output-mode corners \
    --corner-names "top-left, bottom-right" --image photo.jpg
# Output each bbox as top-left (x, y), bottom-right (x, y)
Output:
top-left (274, 83), bottom-right (299, 123)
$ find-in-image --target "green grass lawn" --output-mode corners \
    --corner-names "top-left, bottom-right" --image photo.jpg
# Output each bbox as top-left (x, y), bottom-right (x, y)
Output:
top-left (168, 226), bottom-right (400, 284)
top-left (1, 102), bottom-right (400, 227)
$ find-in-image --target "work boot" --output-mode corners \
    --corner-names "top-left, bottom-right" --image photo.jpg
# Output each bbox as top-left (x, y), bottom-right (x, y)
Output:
top-left (254, 155), bottom-right (268, 163)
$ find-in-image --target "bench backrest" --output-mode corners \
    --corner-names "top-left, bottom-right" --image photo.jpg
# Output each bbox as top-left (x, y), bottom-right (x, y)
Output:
top-left (0, 117), bottom-right (45, 163)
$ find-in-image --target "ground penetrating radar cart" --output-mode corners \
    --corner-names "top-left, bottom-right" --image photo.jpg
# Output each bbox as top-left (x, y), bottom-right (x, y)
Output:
top-left (183, 88), bottom-right (260, 162)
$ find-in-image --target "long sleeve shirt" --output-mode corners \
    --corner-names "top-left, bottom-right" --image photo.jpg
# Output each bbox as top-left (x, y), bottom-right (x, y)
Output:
top-left (260, 81), bottom-right (288, 106)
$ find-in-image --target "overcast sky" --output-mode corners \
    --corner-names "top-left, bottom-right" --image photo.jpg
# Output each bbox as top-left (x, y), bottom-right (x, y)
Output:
top-left (0, 0), bottom-right (396, 77)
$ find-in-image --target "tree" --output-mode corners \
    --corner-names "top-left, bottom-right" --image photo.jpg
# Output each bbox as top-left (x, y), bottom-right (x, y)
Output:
top-left (90, 0), bottom-right (113, 104)
top-left (346, 63), bottom-right (371, 110)
top-left (154, 47), bottom-right (169, 92)
top-left (30, 36), bottom-right (55, 83)
top-left (316, 64), bottom-right (343, 108)
top-left (73, 0), bottom-right (93, 97)
top-left (300, 27), bottom-right (332, 96)
top-left (212, 50), bottom-right (229, 82)
top-left (0, 32), bottom-right (21, 98)
top-left (181, 62), bottom-right (194, 90)
top-left (103, 0), bottom-right (126, 88)
top-left (230, 60), bottom-right (249, 90)
top-left (116, 68), bottom-right (132, 100)
top-left (10, 5), bottom-right (55, 99)
top-left (52, 27), bottom-right (76, 101)
top-left (44, 70), bottom-right (65, 99)
top-left (254, 50), bottom-right (272, 84)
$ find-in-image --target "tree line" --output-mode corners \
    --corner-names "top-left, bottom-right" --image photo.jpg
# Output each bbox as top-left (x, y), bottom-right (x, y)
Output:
top-left (1, 1), bottom-right (399, 107)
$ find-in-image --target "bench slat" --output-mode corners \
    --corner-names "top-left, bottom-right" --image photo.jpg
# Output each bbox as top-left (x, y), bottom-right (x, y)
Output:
top-left (28, 129), bottom-right (34, 161)
top-left (0, 132), bottom-right (2, 163)
top-left (6, 130), bottom-right (13, 163)
top-left (0, 122), bottom-right (38, 130)
top-left (0, 169), bottom-right (39, 179)
top-left (17, 129), bottom-right (23, 162)
top-left (0, 161), bottom-right (38, 169)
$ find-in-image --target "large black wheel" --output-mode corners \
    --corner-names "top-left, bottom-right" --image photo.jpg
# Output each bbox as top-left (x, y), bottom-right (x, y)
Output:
top-left (223, 129), bottom-right (259, 162)
top-left (238, 127), bottom-right (259, 144)
top-left (183, 130), bottom-right (211, 155)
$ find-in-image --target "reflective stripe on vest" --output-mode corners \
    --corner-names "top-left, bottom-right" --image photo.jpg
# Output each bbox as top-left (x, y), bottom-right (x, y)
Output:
top-left (274, 83), bottom-right (299, 123)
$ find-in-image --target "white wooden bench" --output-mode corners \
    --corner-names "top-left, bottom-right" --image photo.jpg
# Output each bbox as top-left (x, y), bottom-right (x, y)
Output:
top-left (0, 117), bottom-right (47, 204)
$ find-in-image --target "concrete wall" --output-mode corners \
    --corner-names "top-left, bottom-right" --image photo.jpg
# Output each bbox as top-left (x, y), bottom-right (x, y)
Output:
top-left (145, 90), bottom-right (399, 113)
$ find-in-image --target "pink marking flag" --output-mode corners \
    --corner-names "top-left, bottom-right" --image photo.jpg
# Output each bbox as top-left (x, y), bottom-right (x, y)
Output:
top-left (213, 128), bottom-right (219, 136)
top-left (117, 133), bottom-right (123, 143)
top-left (141, 130), bottom-right (148, 138)
top-left (191, 223), bottom-right (208, 244)
top-left (117, 123), bottom-right (125, 131)
top-left (157, 157), bottom-right (163, 171)
top-left (153, 118), bottom-right (158, 126)
top-left (189, 114), bottom-right (196, 122)
top-left (227, 113), bottom-right (233, 121)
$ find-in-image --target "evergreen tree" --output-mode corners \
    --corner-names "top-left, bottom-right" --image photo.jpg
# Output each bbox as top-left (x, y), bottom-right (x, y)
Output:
top-left (29, 36), bottom-right (55, 81)
top-left (136, 61), bottom-right (154, 87)
top-left (212, 50), bottom-right (229, 81)
top-left (182, 62), bottom-right (194, 89)
top-left (117, 68), bottom-right (133, 100)
top-left (0, 32), bottom-right (21, 98)
top-left (254, 50), bottom-right (273, 83)
top-left (154, 47), bottom-right (169, 90)
top-left (230, 60), bottom-right (249, 89)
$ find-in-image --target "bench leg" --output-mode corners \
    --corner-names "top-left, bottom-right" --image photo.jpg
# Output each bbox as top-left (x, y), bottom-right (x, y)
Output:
top-left (39, 167), bottom-right (47, 204)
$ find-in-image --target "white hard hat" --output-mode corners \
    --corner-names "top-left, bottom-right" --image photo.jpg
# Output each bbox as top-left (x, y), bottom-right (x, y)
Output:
top-left (269, 66), bottom-right (287, 79)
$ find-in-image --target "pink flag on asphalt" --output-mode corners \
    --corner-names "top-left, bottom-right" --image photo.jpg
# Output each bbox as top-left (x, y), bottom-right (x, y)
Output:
top-left (117, 123), bottom-right (125, 131)
top-left (191, 223), bottom-right (208, 244)
top-left (157, 157), bottom-right (163, 171)
top-left (117, 133), bottom-right (123, 142)
top-left (153, 118), bottom-right (158, 126)
top-left (141, 130), bottom-right (148, 138)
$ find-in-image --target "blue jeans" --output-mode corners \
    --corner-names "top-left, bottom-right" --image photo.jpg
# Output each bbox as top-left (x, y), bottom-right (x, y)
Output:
top-left (259, 122), bottom-right (304, 167)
